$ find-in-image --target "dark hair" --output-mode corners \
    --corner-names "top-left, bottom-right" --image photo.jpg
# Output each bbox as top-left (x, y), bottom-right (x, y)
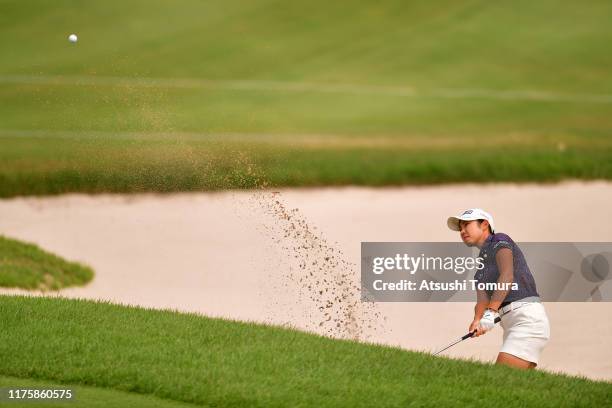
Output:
top-left (476, 219), bottom-right (493, 234)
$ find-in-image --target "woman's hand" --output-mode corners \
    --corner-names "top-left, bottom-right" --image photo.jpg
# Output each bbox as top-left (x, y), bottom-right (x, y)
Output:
top-left (478, 308), bottom-right (500, 332)
top-left (469, 319), bottom-right (486, 337)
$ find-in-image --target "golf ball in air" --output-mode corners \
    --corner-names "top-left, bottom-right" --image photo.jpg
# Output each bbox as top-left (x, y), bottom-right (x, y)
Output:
top-left (68, 34), bottom-right (78, 43)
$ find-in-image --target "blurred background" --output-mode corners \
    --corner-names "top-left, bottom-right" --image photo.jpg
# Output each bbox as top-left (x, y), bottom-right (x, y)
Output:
top-left (1, 0), bottom-right (611, 196)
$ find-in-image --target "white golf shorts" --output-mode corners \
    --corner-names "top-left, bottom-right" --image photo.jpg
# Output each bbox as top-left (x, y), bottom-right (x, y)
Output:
top-left (499, 302), bottom-right (550, 365)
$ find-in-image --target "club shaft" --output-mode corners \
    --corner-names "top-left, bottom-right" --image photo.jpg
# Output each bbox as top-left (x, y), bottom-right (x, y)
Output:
top-left (433, 316), bottom-right (502, 355)
top-left (433, 337), bottom-right (465, 355)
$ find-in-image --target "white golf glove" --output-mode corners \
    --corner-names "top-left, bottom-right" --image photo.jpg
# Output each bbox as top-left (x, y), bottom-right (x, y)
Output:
top-left (478, 309), bottom-right (499, 332)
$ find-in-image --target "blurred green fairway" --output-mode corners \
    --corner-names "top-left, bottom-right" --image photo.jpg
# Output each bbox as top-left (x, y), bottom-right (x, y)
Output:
top-left (1, 0), bottom-right (611, 196)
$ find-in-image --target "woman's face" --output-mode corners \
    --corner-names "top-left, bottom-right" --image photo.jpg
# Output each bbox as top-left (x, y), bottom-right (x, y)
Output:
top-left (459, 220), bottom-right (485, 246)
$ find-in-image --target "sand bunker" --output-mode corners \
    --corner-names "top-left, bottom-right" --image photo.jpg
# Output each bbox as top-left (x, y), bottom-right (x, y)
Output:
top-left (0, 181), bottom-right (611, 381)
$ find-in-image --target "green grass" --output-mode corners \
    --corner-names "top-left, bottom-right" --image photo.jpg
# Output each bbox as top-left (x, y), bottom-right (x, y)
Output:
top-left (0, 236), bottom-right (93, 290)
top-left (1, 0), bottom-right (612, 195)
top-left (0, 130), bottom-right (610, 196)
top-left (0, 296), bottom-right (610, 407)
top-left (0, 375), bottom-right (197, 408)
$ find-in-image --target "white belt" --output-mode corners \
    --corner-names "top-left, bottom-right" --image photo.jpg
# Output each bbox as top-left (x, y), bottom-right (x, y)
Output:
top-left (499, 296), bottom-right (541, 317)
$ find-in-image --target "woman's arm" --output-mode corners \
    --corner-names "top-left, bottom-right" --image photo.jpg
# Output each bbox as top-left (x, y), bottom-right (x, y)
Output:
top-left (488, 247), bottom-right (514, 311)
top-left (475, 288), bottom-right (489, 319)
top-left (469, 289), bottom-right (489, 336)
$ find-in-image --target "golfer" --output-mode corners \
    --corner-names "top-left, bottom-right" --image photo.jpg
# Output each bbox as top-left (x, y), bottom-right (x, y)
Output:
top-left (447, 208), bottom-right (550, 369)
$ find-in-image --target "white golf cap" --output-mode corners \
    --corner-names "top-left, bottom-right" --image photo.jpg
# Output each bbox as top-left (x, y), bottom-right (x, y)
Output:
top-left (447, 208), bottom-right (495, 232)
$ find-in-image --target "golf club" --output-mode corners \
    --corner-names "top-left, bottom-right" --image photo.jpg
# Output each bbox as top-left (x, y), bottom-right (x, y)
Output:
top-left (433, 316), bottom-right (502, 356)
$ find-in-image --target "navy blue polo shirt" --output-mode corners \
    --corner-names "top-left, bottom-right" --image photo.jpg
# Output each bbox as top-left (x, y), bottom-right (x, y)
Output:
top-left (475, 233), bottom-right (539, 305)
